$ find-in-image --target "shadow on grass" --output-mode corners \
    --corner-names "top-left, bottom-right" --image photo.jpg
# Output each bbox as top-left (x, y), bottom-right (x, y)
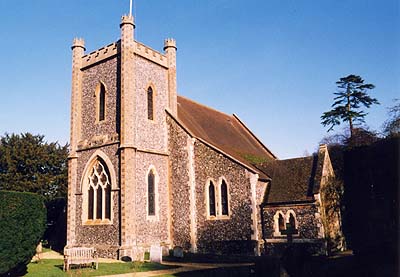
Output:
top-left (164, 252), bottom-right (256, 264)
top-left (54, 264), bottom-right (64, 270)
top-left (174, 266), bottom-right (254, 277)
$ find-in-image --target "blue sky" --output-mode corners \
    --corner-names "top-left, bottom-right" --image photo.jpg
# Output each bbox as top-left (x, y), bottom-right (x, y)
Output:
top-left (0, 0), bottom-right (398, 159)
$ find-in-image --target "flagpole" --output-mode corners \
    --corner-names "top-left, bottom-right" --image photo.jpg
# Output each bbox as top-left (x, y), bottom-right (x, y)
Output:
top-left (129, 0), bottom-right (133, 16)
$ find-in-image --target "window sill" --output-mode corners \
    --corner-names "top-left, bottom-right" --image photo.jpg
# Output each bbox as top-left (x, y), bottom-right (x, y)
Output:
top-left (273, 232), bottom-right (300, 238)
top-left (146, 215), bottom-right (159, 222)
top-left (96, 119), bottom-right (107, 125)
top-left (83, 219), bottom-right (112, 226)
top-left (206, 215), bottom-right (231, 221)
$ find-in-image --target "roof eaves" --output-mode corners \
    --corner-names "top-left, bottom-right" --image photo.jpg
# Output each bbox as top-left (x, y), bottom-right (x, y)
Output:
top-left (195, 136), bottom-right (267, 177)
top-left (252, 163), bottom-right (273, 180)
top-left (262, 199), bottom-right (316, 208)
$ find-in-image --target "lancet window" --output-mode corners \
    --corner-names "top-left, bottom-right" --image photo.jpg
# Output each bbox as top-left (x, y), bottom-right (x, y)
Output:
top-left (147, 87), bottom-right (154, 120)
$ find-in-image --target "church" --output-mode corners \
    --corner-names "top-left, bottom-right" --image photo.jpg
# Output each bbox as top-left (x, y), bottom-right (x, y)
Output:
top-left (66, 14), bottom-right (344, 259)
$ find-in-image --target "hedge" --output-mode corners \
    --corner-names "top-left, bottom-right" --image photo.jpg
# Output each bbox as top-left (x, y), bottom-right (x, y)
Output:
top-left (0, 190), bottom-right (46, 275)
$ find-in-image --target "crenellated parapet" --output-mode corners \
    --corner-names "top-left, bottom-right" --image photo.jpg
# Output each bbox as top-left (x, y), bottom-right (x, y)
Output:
top-left (135, 42), bottom-right (168, 68)
top-left (79, 40), bottom-right (168, 69)
top-left (120, 14), bottom-right (135, 27)
top-left (82, 42), bottom-right (118, 68)
top-left (164, 38), bottom-right (177, 50)
top-left (72, 38), bottom-right (86, 50)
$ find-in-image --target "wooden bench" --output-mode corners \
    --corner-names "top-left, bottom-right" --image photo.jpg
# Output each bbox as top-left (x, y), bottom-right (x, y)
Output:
top-left (63, 247), bottom-right (98, 271)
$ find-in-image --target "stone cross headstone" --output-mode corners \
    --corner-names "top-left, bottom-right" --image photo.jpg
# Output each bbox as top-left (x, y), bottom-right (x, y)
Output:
top-left (280, 222), bottom-right (298, 244)
top-left (150, 245), bottom-right (162, 263)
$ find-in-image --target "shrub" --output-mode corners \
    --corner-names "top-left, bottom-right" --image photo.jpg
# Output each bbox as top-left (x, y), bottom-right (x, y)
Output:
top-left (0, 190), bottom-right (46, 275)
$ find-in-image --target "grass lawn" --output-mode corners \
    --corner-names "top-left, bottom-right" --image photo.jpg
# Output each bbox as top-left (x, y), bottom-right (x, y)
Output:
top-left (26, 259), bottom-right (178, 277)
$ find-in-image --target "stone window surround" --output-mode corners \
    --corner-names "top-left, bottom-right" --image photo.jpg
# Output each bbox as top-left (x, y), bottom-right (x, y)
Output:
top-left (273, 209), bottom-right (299, 237)
top-left (87, 159), bottom-right (111, 221)
top-left (94, 81), bottom-right (107, 124)
top-left (81, 150), bottom-right (117, 226)
top-left (146, 165), bottom-right (160, 221)
top-left (146, 83), bottom-right (157, 123)
top-left (205, 178), bottom-right (216, 219)
top-left (205, 177), bottom-right (231, 220)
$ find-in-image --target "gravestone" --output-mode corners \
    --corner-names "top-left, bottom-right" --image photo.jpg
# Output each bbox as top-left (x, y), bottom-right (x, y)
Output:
top-left (150, 245), bottom-right (162, 263)
top-left (132, 246), bottom-right (145, 262)
top-left (162, 246), bottom-right (170, 256)
top-left (173, 246), bottom-right (184, 258)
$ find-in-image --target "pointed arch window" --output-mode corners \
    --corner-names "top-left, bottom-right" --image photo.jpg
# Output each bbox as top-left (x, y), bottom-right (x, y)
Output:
top-left (87, 159), bottom-right (111, 221)
top-left (147, 87), bottom-right (154, 120)
top-left (288, 212), bottom-right (297, 229)
top-left (220, 180), bottom-right (229, 216)
top-left (148, 170), bottom-right (155, 216)
top-left (208, 181), bottom-right (216, 216)
top-left (88, 187), bottom-right (94, 220)
top-left (278, 213), bottom-right (285, 232)
top-left (274, 211), bottom-right (286, 236)
top-left (98, 83), bottom-right (106, 121)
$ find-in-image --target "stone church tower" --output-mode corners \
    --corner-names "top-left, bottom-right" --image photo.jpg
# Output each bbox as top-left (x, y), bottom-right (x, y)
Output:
top-left (67, 14), bottom-right (177, 258)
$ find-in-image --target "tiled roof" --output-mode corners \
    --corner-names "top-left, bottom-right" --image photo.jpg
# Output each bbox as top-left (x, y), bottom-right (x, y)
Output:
top-left (256, 153), bottom-right (324, 204)
top-left (176, 96), bottom-right (276, 178)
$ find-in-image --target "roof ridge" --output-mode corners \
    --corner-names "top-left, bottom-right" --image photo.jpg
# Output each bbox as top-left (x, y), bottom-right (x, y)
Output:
top-left (178, 95), bottom-right (235, 119)
top-left (279, 155), bottom-right (315, 162)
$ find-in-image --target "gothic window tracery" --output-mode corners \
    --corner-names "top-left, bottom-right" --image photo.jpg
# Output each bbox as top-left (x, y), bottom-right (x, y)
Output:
top-left (87, 159), bottom-right (111, 221)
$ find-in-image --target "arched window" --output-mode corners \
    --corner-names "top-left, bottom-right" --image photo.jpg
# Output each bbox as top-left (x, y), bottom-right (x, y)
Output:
top-left (279, 213), bottom-right (285, 231)
top-left (87, 159), bottom-right (111, 221)
top-left (98, 83), bottom-right (106, 121)
top-left (220, 180), bottom-right (229, 216)
top-left (273, 211), bottom-right (286, 236)
top-left (88, 187), bottom-right (94, 220)
top-left (208, 181), bottom-right (216, 216)
top-left (148, 170), bottom-right (155, 216)
top-left (288, 212), bottom-right (297, 229)
top-left (147, 87), bottom-right (154, 120)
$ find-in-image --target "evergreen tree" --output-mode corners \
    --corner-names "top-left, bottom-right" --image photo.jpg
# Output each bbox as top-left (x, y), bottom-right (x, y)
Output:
top-left (321, 74), bottom-right (379, 137)
top-left (383, 99), bottom-right (400, 137)
top-left (0, 133), bottom-right (68, 201)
